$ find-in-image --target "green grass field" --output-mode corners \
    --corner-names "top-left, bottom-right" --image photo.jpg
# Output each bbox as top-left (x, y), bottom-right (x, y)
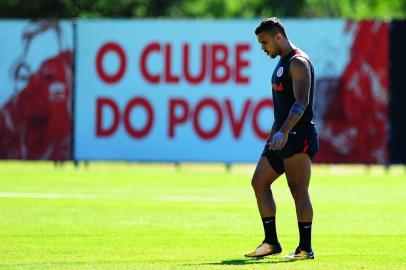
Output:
top-left (0, 162), bottom-right (405, 270)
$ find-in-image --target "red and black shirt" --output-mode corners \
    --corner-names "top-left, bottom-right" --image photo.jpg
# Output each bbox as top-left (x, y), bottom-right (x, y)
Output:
top-left (271, 48), bottom-right (315, 130)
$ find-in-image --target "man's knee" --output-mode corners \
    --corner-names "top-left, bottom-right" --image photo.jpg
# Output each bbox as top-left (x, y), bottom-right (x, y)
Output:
top-left (251, 157), bottom-right (280, 192)
top-left (251, 174), bottom-right (270, 192)
top-left (293, 192), bottom-right (310, 202)
top-left (288, 184), bottom-right (309, 201)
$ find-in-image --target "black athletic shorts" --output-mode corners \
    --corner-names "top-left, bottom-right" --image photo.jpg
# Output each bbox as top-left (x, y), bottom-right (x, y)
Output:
top-left (261, 123), bottom-right (319, 175)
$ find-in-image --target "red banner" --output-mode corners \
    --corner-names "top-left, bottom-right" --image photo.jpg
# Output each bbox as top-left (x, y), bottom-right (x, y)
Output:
top-left (0, 22), bottom-right (73, 160)
top-left (314, 21), bottom-right (388, 164)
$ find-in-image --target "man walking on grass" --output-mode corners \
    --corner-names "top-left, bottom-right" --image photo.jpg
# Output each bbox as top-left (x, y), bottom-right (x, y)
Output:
top-left (245, 17), bottom-right (319, 260)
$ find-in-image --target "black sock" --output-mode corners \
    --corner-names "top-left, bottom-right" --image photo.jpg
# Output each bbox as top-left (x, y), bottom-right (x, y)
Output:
top-left (262, 216), bottom-right (278, 245)
top-left (298, 222), bottom-right (312, 251)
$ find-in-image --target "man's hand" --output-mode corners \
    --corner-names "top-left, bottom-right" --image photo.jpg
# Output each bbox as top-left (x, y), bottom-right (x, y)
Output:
top-left (266, 123), bottom-right (277, 142)
top-left (269, 131), bottom-right (288, 150)
top-left (266, 130), bottom-right (275, 141)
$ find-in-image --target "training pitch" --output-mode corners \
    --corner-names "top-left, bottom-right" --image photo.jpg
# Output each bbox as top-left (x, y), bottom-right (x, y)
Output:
top-left (0, 162), bottom-right (405, 270)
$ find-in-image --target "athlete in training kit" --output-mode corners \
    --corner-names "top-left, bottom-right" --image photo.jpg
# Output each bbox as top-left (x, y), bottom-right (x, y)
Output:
top-left (244, 17), bottom-right (319, 260)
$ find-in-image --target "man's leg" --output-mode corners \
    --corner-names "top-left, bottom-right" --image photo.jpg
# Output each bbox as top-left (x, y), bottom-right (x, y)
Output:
top-left (284, 153), bottom-right (313, 222)
top-left (283, 153), bottom-right (314, 259)
top-left (245, 156), bottom-right (282, 257)
top-left (251, 156), bottom-right (281, 218)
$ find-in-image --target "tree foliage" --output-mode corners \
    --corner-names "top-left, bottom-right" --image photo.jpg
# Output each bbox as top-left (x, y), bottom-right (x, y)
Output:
top-left (0, 0), bottom-right (404, 19)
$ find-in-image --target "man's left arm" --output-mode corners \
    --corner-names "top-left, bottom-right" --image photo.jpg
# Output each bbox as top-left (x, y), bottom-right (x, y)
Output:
top-left (269, 57), bottom-right (311, 150)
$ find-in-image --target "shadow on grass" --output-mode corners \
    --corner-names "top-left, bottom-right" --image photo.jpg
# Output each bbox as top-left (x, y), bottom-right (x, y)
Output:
top-left (185, 257), bottom-right (297, 266)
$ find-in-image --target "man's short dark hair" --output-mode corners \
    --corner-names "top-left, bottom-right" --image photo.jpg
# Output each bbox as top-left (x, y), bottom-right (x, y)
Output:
top-left (255, 17), bottom-right (287, 38)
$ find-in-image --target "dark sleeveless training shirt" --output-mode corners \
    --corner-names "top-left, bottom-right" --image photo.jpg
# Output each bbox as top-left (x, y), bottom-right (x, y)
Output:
top-left (271, 48), bottom-right (315, 130)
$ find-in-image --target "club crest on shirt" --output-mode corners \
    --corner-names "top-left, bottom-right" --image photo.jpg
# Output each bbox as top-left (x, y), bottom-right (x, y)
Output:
top-left (277, 67), bottom-right (284, 77)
